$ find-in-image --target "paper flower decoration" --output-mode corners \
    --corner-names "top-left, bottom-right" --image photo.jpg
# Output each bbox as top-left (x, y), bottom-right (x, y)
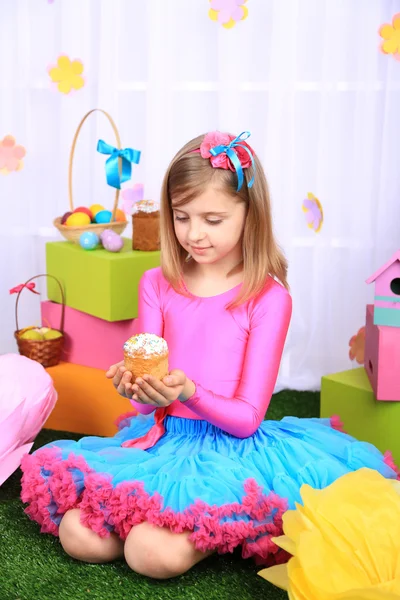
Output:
top-left (121, 183), bottom-right (144, 214)
top-left (302, 192), bottom-right (323, 233)
top-left (258, 468), bottom-right (400, 599)
top-left (208, 0), bottom-right (248, 29)
top-left (379, 13), bottom-right (400, 61)
top-left (48, 55), bottom-right (85, 95)
top-left (0, 135), bottom-right (26, 175)
top-left (349, 326), bottom-right (366, 364)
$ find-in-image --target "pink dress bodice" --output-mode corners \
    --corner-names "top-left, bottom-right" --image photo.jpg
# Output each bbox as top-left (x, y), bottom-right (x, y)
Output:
top-left (129, 267), bottom-right (292, 439)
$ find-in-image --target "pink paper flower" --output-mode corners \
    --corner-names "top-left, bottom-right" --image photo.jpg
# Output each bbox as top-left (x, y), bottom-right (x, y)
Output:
top-left (0, 135), bottom-right (26, 175)
top-left (209, 0), bottom-right (249, 29)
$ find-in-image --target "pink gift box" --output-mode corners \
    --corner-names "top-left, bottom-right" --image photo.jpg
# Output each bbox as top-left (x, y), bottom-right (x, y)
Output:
top-left (41, 301), bottom-right (135, 371)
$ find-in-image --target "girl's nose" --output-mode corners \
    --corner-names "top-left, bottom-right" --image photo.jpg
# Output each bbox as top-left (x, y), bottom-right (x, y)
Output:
top-left (187, 223), bottom-right (205, 243)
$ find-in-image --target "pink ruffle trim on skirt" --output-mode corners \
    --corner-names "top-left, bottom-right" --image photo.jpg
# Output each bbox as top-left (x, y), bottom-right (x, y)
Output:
top-left (20, 447), bottom-right (289, 566)
top-left (330, 415), bottom-right (346, 433)
top-left (384, 450), bottom-right (400, 480)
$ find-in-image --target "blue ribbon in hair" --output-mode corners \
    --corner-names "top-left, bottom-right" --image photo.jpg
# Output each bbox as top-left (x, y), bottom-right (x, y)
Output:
top-left (97, 140), bottom-right (141, 189)
top-left (209, 131), bottom-right (255, 192)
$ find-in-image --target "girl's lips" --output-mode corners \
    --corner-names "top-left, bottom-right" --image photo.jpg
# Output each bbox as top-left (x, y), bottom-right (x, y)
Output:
top-left (191, 246), bottom-right (211, 254)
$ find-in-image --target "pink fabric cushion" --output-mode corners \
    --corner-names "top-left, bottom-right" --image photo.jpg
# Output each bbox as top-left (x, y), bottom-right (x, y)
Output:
top-left (0, 353), bottom-right (57, 485)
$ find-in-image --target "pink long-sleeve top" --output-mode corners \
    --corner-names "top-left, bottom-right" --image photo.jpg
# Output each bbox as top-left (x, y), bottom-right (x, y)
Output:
top-left (129, 267), bottom-right (292, 439)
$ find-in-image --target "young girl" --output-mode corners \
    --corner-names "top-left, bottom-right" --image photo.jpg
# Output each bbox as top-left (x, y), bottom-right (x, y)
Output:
top-left (21, 131), bottom-right (399, 580)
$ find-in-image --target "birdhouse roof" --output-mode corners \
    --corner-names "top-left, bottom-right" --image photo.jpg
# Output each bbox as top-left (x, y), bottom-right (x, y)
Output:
top-left (366, 250), bottom-right (400, 284)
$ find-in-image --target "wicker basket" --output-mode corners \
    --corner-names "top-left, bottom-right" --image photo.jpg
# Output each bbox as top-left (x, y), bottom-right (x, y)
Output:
top-left (14, 274), bottom-right (65, 368)
top-left (54, 108), bottom-right (128, 244)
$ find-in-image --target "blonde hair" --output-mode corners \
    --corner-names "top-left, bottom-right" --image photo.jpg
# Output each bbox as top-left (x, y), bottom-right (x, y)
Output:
top-left (160, 133), bottom-right (288, 309)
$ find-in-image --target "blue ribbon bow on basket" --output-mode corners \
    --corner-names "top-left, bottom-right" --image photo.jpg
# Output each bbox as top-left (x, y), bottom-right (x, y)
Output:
top-left (97, 140), bottom-right (141, 189)
top-left (209, 131), bottom-right (255, 192)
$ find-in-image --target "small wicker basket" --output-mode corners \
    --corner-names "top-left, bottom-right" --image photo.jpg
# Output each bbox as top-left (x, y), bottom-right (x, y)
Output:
top-left (14, 274), bottom-right (65, 368)
top-left (54, 108), bottom-right (128, 244)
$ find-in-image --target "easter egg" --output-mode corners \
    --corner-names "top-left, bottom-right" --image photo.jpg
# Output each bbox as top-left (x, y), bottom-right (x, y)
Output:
top-left (79, 231), bottom-right (99, 250)
top-left (94, 210), bottom-right (112, 224)
top-left (100, 229), bottom-right (118, 242)
top-left (115, 208), bottom-right (127, 222)
top-left (61, 211), bottom-right (72, 225)
top-left (20, 329), bottom-right (43, 341)
top-left (90, 204), bottom-right (105, 218)
top-left (100, 229), bottom-right (124, 252)
top-left (74, 206), bottom-right (93, 220)
top-left (66, 212), bottom-right (91, 227)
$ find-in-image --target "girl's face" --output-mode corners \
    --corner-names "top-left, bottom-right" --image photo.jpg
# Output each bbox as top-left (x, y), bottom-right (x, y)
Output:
top-left (172, 185), bottom-right (246, 267)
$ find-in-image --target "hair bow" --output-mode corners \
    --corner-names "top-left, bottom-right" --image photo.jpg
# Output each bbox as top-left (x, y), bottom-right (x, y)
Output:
top-left (209, 131), bottom-right (255, 192)
top-left (97, 140), bottom-right (141, 189)
top-left (9, 282), bottom-right (39, 295)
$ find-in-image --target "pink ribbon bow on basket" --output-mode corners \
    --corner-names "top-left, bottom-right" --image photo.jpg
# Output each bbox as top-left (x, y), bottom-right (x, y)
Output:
top-left (9, 283), bottom-right (40, 295)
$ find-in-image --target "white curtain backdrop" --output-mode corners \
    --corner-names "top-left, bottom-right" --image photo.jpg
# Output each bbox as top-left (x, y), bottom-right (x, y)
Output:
top-left (1, 0), bottom-right (400, 391)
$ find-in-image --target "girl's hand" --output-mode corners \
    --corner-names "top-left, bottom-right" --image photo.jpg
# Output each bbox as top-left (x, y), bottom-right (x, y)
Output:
top-left (106, 361), bottom-right (134, 399)
top-left (133, 370), bottom-right (195, 406)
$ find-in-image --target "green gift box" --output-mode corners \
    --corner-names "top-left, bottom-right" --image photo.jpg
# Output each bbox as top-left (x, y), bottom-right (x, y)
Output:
top-left (321, 367), bottom-right (400, 464)
top-left (46, 239), bottom-right (160, 322)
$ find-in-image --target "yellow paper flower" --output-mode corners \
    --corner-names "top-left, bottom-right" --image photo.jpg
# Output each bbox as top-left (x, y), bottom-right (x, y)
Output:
top-left (208, 0), bottom-right (248, 29)
top-left (48, 55), bottom-right (85, 95)
top-left (349, 326), bottom-right (366, 364)
top-left (259, 469), bottom-right (400, 599)
top-left (0, 135), bottom-right (26, 175)
top-left (379, 13), bottom-right (400, 61)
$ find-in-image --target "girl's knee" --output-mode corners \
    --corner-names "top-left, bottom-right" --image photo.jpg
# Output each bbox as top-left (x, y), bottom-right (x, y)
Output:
top-left (124, 525), bottom-right (193, 579)
top-left (124, 544), bottom-right (188, 579)
top-left (59, 509), bottom-right (123, 564)
top-left (59, 509), bottom-right (87, 560)
top-left (124, 523), bottom-right (192, 579)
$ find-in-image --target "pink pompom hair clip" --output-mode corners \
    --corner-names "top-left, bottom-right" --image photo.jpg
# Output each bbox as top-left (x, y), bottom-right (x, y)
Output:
top-left (192, 130), bottom-right (256, 192)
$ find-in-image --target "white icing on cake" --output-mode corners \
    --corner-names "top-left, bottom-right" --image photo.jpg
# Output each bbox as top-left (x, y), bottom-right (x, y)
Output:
top-left (123, 333), bottom-right (168, 356)
top-left (132, 199), bottom-right (160, 214)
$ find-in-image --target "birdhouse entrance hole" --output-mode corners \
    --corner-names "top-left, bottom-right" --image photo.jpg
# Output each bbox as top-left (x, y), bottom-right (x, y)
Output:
top-left (390, 278), bottom-right (400, 295)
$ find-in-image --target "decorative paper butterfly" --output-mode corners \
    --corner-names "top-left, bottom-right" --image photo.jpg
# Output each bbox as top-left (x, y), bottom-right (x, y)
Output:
top-left (121, 183), bottom-right (145, 214)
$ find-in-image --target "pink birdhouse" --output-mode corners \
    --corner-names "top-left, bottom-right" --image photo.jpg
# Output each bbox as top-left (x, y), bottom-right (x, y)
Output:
top-left (366, 250), bottom-right (400, 327)
top-left (364, 250), bottom-right (400, 402)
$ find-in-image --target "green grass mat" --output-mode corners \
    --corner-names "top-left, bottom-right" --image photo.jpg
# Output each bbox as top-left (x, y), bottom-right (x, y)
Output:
top-left (0, 390), bottom-right (319, 600)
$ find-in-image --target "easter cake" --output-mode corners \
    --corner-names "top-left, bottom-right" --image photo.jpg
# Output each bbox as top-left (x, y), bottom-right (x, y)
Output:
top-left (132, 200), bottom-right (160, 252)
top-left (123, 333), bottom-right (169, 380)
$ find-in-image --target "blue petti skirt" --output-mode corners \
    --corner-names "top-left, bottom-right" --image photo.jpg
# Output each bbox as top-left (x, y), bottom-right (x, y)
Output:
top-left (20, 413), bottom-right (399, 566)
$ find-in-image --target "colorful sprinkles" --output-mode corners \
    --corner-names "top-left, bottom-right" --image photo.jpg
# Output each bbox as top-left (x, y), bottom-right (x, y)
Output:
top-left (123, 333), bottom-right (168, 356)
